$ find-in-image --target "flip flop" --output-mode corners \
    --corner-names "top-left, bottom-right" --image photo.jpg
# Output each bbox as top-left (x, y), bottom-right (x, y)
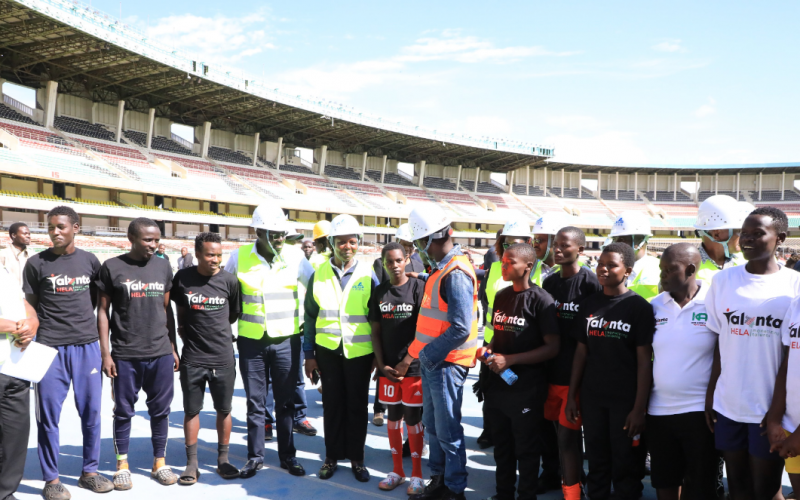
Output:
top-left (216, 462), bottom-right (240, 480)
top-left (178, 465), bottom-right (200, 486)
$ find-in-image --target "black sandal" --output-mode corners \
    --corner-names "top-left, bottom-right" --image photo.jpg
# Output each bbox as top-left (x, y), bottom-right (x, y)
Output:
top-left (217, 462), bottom-right (240, 480)
top-left (178, 465), bottom-right (200, 486)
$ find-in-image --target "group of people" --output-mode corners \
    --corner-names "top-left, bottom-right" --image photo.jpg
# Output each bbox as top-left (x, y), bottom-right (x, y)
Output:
top-left (0, 193), bottom-right (799, 500)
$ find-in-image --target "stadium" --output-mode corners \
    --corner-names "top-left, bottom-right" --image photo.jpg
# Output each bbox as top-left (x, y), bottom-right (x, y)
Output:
top-left (1, 0), bottom-right (799, 499)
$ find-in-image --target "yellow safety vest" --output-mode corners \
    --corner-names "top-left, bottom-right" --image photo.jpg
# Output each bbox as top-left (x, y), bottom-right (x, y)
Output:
top-left (237, 244), bottom-right (302, 340)
top-left (309, 251), bottom-right (330, 271)
top-left (628, 255), bottom-right (661, 302)
top-left (696, 252), bottom-right (745, 286)
top-left (312, 259), bottom-right (374, 358)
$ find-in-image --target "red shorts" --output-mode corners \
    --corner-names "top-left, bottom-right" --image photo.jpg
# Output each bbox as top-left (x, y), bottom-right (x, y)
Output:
top-left (544, 384), bottom-right (582, 430)
top-left (378, 376), bottom-right (423, 407)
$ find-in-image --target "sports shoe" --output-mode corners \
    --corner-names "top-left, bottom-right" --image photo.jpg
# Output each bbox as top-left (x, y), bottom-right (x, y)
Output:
top-left (42, 482), bottom-right (71, 500)
top-left (264, 424), bottom-right (274, 441)
top-left (293, 420), bottom-right (317, 436)
top-left (78, 474), bottom-right (114, 493)
top-left (407, 477), bottom-right (425, 495)
top-left (372, 411), bottom-right (385, 426)
top-left (378, 472), bottom-right (405, 491)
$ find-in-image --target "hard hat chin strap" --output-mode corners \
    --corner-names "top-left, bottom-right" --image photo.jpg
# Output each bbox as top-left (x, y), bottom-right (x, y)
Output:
top-left (700, 229), bottom-right (733, 259)
top-left (265, 230), bottom-right (285, 265)
top-left (631, 235), bottom-right (649, 252)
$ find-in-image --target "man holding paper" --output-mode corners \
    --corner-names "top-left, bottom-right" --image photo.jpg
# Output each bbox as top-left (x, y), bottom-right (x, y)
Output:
top-left (23, 206), bottom-right (114, 500)
top-left (0, 267), bottom-right (39, 500)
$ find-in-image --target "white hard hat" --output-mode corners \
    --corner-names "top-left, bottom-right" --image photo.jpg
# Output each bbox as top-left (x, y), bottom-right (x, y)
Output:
top-left (395, 223), bottom-right (413, 243)
top-left (409, 206), bottom-right (451, 241)
top-left (329, 214), bottom-right (362, 238)
top-left (250, 203), bottom-right (290, 232)
top-left (532, 212), bottom-right (567, 236)
top-left (694, 195), bottom-right (741, 231)
top-left (736, 202), bottom-right (756, 226)
top-left (501, 217), bottom-right (531, 238)
top-left (610, 211), bottom-right (652, 237)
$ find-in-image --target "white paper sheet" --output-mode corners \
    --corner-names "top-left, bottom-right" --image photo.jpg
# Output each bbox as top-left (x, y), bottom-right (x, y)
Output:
top-left (0, 341), bottom-right (58, 383)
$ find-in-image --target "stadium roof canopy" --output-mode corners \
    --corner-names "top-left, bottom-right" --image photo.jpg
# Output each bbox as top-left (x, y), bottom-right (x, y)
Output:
top-left (0, 0), bottom-right (555, 171)
top-left (535, 161), bottom-right (800, 174)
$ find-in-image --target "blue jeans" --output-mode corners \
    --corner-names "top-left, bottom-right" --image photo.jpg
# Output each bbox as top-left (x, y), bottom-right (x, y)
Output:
top-left (421, 362), bottom-right (468, 494)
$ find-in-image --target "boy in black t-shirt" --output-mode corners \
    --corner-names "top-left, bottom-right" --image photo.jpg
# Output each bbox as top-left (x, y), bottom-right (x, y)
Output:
top-left (96, 218), bottom-right (178, 490)
top-left (171, 233), bottom-right (241, 484)
top-left (368, 243), bottom-right (426, 495)
top-left (23, 205), bottom-right (109, 500)
top-left (542, 226), bottom-right (602, 500)
top-left (477, 243), bottom-right (560, 500)
top-left (566, 243), bottom-right (655, 500)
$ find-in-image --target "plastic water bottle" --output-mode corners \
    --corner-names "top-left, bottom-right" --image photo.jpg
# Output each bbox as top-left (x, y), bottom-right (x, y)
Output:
top-left (483, 351), bottom-right (518, 386)
top-left (632, 434), bottom-right (641, 447)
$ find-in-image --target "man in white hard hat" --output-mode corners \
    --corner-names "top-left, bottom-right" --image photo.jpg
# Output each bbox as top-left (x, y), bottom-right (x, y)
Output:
top-left (406, 206), bottom-right (479, 500)
top-left (224, 203), bottom-right (314, 478)
top-left (303, 214), bottom-right (380, 483)
top-left (607, 211), bottom-right (661, 301)
top-left (693, 195), bottom-right (747, 285)
top-left (532, 212), bottom-right (567, 286)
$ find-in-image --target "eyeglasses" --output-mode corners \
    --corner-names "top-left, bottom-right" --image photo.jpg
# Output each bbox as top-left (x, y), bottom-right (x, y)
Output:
top-left (267, 232), bottom-right (286, 241)
top-left (533, 237), bottom-right (545, 245)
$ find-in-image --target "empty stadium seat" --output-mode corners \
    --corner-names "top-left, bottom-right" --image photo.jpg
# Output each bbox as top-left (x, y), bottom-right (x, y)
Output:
top-left (325, 165), bottom-right (362, 180)
top-left (423, 177), bottom-right (457, 191)
top-left (0, 103), bottom-right (39, 126)
top-left (208, 146), bottom-right (253, 166)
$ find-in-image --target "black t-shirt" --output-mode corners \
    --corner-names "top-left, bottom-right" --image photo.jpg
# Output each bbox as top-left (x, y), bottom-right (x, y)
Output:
top-left (542, 267), bottom-right (603, 386)
top-left (372, 257), bottom-right (425, 284)
top-left (96, 254), bottom-right (173, 360)
top-left (172, 267), bottom-right (240, 368)
top-left (22, 248), bottom-right (101, 347)
top-left (489, 285), bottom-right (559, 393)
top-left (367, 278), bottom-right (424, 377)
top-left (573, 290), bottom-right (655, 404)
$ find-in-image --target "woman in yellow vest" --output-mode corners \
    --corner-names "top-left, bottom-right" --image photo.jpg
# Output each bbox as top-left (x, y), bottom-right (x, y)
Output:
top-left (303, 214), bottom-right (379, 483)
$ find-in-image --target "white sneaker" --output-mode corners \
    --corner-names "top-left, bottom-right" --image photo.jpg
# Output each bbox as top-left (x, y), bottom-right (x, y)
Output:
top-left (378, 472), bottom-right (404, 491)
top-left (372, 412), bottom-right (385, 426)
top-left (407, 476), bottom-right (425, 495)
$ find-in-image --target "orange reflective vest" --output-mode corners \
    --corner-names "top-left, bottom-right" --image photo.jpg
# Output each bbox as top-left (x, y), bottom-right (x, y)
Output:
top-left (409, 254), bottom-right (479, 367)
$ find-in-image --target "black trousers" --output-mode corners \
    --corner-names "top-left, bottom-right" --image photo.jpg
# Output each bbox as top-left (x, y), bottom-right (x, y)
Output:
top-left (0, 374), bottom-right (30, 500)
top-left (647, 412), bottom-right (717, 499)
top-left (539, 416), bottom-right (561, 477)
top-left (485, 388), bottom-right (546, 500)
top-left (238, 334), bottom-right (301, 462)
top-left (582, 398), bottom-right (643, 500)
top-left (373, 377), bottom-right (385, 414)
top-left (316, 345), bottom-right (374, 462)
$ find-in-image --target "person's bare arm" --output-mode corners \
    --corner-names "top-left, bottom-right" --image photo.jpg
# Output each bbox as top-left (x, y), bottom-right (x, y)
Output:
top-left (705, 340), bottom-right (721, 432)
top-left (565, 342), bottom-right (588, 424)
top-left (370, 320), bottom-right (400, 382)
top-left (624, 344), bottom-right (653, 438)
top-left (97, 291), bottom-right (116, 378)
top-left (767, 346), bottom-right (790, 451)
top-left (486, 334), bottom-right (560, 374)
top-left (11, 299), bottom-right (39, 350)
top-left (165, 292), bottom-right (179, 372)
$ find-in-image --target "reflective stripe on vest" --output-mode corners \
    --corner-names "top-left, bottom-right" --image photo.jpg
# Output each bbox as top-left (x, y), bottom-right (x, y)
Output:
top-left (312, 259), bottom-right (373, 359)
top-left (409, 254), bottom-right (479, 367)
top-left (237, 243), bottom-right (301, 340)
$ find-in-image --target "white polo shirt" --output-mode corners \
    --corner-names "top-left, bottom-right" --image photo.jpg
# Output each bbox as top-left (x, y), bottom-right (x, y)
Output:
top-left (648, 284), bottom-right (716, 416)
top-left (781, 297), bottom-right (800, 433)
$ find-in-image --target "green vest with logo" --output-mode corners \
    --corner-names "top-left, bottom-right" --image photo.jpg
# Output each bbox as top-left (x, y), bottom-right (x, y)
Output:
top-left (309, 251), bottom-right (330, 272)
top-left (628, 255), bottom-right (661, 302)
top-left (237, 243), bottom-right (302, 340)
top-left (312, 259), bottom-right (374, 358)
top-left (696, 252), bottom-right (745, 286)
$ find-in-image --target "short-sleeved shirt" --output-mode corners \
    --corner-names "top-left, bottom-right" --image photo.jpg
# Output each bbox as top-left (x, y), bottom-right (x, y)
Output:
top-left (542, 267), bottom-right (602, 386)
top-left (781, 297), bottom-right (800, 432)
top-left (574, 290), bottom-right (655, 404)
top-left (23, 248), bottom-right (101, 347)
top-left (489, 285), bottom-right (559, 393)
top-left (172, 267), bottom-right (240, 369)
top-left (96, 254), bottom-right (173, 360)
top-left (368, 278), bottom-right (424, 377)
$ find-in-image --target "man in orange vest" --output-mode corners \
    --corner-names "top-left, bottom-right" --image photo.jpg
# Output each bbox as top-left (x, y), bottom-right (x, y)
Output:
top-left (407, 207), bottom-right (479, 500)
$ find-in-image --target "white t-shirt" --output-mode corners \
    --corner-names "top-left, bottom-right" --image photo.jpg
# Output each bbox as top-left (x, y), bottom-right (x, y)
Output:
top-left (0, 268), bottom-right (25, 365)
top-left (706, 264), bottom-right (800, 423)
top-left (649, 284), bottom-right (716, 415)
top-left (780, 298), bottom-right (800, 432)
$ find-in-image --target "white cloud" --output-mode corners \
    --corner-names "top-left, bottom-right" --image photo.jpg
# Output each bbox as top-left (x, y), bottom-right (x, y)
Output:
top-left (652, 39), bottom-right (684, 53)
top-left (398, 31), bottom-right (578, 63)
top-left (145, 12), bottom-right (275, 63)
top-left (694, 98), bottom-right (716, 118)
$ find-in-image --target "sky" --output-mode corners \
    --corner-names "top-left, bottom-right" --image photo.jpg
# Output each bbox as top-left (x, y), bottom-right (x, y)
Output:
top-left (6, 0), bottom-right (800, 166)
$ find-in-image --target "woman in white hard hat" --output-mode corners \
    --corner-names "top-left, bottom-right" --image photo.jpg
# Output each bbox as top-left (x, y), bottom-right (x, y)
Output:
top-left (303, 214), bottom-right (379, 483)
top-left (693, 195), bottom-right (747, 285)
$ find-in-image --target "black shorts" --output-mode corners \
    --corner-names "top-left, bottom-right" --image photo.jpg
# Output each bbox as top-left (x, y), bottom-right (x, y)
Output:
top-left (646, 412), bottom-right (717, 498)
top-left (179, 363), bottom-right (236, 417)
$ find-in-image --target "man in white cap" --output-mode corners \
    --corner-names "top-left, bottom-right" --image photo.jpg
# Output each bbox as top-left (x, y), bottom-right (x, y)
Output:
top-left (224, 203), bottom-right (313, 478)
top-left (406, 206), bottom-right (479, 500)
